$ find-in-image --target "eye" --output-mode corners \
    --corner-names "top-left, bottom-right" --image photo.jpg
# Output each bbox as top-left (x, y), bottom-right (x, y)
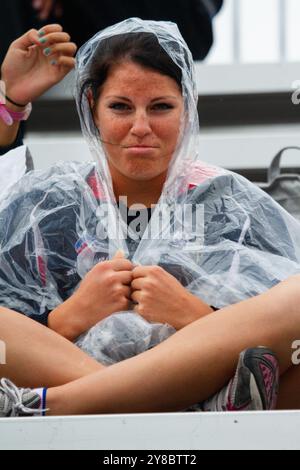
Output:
top-left (151, 103), bottom-right (174, 111)
top-left (108, 102), bottom-right (131, 111)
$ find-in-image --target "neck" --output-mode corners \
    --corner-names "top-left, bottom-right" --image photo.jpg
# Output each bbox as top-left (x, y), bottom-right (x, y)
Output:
top-left (111, 169), bottom-right (167, 209)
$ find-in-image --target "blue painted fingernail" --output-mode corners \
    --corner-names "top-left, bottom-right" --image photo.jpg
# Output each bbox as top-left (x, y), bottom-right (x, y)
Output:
top-left (39, 38), bottom-right (47, 44)
top-left (50, 60), bottom-right (57, 66)
top-left (38, 30), bottom-right (45, 37)
top-left (44, 48), bottom-right (52, 56)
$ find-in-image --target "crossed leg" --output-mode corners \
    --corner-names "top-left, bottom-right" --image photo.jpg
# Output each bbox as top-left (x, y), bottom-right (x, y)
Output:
top-left (1, 275), bottom-right (300, 414)
top-left (0, 307), bottom-right (104, 388)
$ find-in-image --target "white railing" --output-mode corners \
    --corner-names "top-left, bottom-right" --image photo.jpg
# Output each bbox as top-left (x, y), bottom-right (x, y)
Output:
top-left (25, 130), bottom-right (300, 171)
top-left (41, 1), bottom-right (300, 97)
top-left (207, 0), bottom-right (300, 64)
top-left (1, 412), bottom-right (300, 450)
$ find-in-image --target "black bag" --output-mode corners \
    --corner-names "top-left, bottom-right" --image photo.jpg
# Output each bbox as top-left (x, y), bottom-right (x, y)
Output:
top-left (260, 147), bottom-right (300, 221)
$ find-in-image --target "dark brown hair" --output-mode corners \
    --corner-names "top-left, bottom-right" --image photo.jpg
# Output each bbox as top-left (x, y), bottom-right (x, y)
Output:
top-left (78, 32), bottom-right (182, 126)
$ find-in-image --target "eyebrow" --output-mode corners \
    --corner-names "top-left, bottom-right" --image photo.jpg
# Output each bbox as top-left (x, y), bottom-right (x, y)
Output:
top-left (105, 95), bottom-right (179, 102)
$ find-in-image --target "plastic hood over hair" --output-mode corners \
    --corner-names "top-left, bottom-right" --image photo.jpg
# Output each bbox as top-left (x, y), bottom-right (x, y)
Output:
top-left (1, 19), bottom-right (300, 365)
top-left (75, 17), bottom-right (200, 258)
top-left (75, 17), bottom-right (198, 188)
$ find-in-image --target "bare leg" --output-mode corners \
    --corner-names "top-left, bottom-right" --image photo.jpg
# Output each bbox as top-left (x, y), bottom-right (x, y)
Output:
top-left (46, 276), bottom-right (300, 415)
top-left (0, 307), bottom-right (104, 388)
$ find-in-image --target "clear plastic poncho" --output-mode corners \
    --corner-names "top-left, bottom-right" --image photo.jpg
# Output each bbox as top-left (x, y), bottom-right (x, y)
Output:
top-left (1, 18), bottom-right (300, 365)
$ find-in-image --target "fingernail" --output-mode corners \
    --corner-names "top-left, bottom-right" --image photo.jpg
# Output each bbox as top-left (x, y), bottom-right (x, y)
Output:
top-left (38, 30), bottom-right (45, 37)
top-left (39, 37), bottom-right (47, 44)
top-left (43, 48), bottom-right (52, 56)
top-left (50, 60), bottom-right (57, 66)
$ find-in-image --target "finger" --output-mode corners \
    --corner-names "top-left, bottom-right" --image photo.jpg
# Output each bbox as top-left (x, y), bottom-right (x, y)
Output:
top-left (115, 271), bottom-right (133, 286)
top-left (38, 32), bottom-right (71, 47)
top-left (49, 56), bottom-right (75, 71)
top-left (113, 249), bottom-right (125, 260)
top-left (37, 24), bottom-right (63, 36)
top-left (131, 290), bottom-right (142, 304)
top-left (133, 265), bottom-right (165, 280)
top-left (12, 29), bottom-right (39, 51)
top-left (43, 43), bottom-right (77, 59)
top-left (133, 304), bottom-right (145, 316)
top-left (131, 278), bottom-right (144, 291)
top-left (121, 285), bottom-right (132, 300)
top-left (132, 266), bottom-right (151, 279)
top-left (111, 259), bottom-right (134, 272)
top-left (54, 56), bottom-right (76, 71)
top-left (12, 25), bottom-right (64, 51)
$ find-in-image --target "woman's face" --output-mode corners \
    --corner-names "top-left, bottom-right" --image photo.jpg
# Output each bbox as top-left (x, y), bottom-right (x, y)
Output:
top-left (93, 61), bottom-right (184, 183)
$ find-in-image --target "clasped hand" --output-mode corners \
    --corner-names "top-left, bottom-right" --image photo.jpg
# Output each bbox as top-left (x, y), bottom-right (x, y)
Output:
top-left (72, 250), bottom-right (211, 333)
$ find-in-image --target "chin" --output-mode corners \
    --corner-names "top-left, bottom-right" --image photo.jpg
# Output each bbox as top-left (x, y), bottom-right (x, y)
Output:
top-left (126, 171), bottom-right (161, 182)
top-left (123, 163), bottom-right (167, 181)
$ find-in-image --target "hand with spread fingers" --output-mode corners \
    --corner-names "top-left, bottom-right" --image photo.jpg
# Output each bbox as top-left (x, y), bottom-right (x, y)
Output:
top-left (0, 24), bottom-right (77, 106)
top-left (131, 265), bottom-right (214, 330)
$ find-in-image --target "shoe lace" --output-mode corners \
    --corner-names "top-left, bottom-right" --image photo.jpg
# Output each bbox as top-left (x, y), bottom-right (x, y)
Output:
top-left (0, 378), bottom-right (43, 417)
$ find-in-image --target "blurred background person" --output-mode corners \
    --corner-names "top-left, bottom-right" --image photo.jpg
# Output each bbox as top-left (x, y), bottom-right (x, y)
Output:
top-left (0, 0), bottom-right (223, 158)
top-left (0, 0), bottom-right (223, 63)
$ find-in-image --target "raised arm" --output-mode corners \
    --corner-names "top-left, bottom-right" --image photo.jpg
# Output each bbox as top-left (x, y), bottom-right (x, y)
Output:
top-left (0, 24), bottom-right (76, 147)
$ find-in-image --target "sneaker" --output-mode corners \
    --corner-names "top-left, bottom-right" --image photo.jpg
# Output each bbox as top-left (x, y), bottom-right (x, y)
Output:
top-left (0, 378), bottom-right (44, 417)
top-left (201, 347), bottom-right (279, 412)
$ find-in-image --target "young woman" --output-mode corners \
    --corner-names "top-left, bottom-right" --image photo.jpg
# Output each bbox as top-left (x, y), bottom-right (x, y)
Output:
top-left (1, 18), bottom-right (300, 416)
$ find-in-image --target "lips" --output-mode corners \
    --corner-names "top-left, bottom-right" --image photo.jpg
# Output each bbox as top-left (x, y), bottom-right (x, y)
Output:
top-left (125, 146), bottom-right (158, 154)
top-left (125, 145), bottom-right (159, 148)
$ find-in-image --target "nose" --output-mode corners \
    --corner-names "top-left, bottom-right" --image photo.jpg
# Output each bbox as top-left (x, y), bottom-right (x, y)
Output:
top-left (130, 110), bottom-right (152, 138)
